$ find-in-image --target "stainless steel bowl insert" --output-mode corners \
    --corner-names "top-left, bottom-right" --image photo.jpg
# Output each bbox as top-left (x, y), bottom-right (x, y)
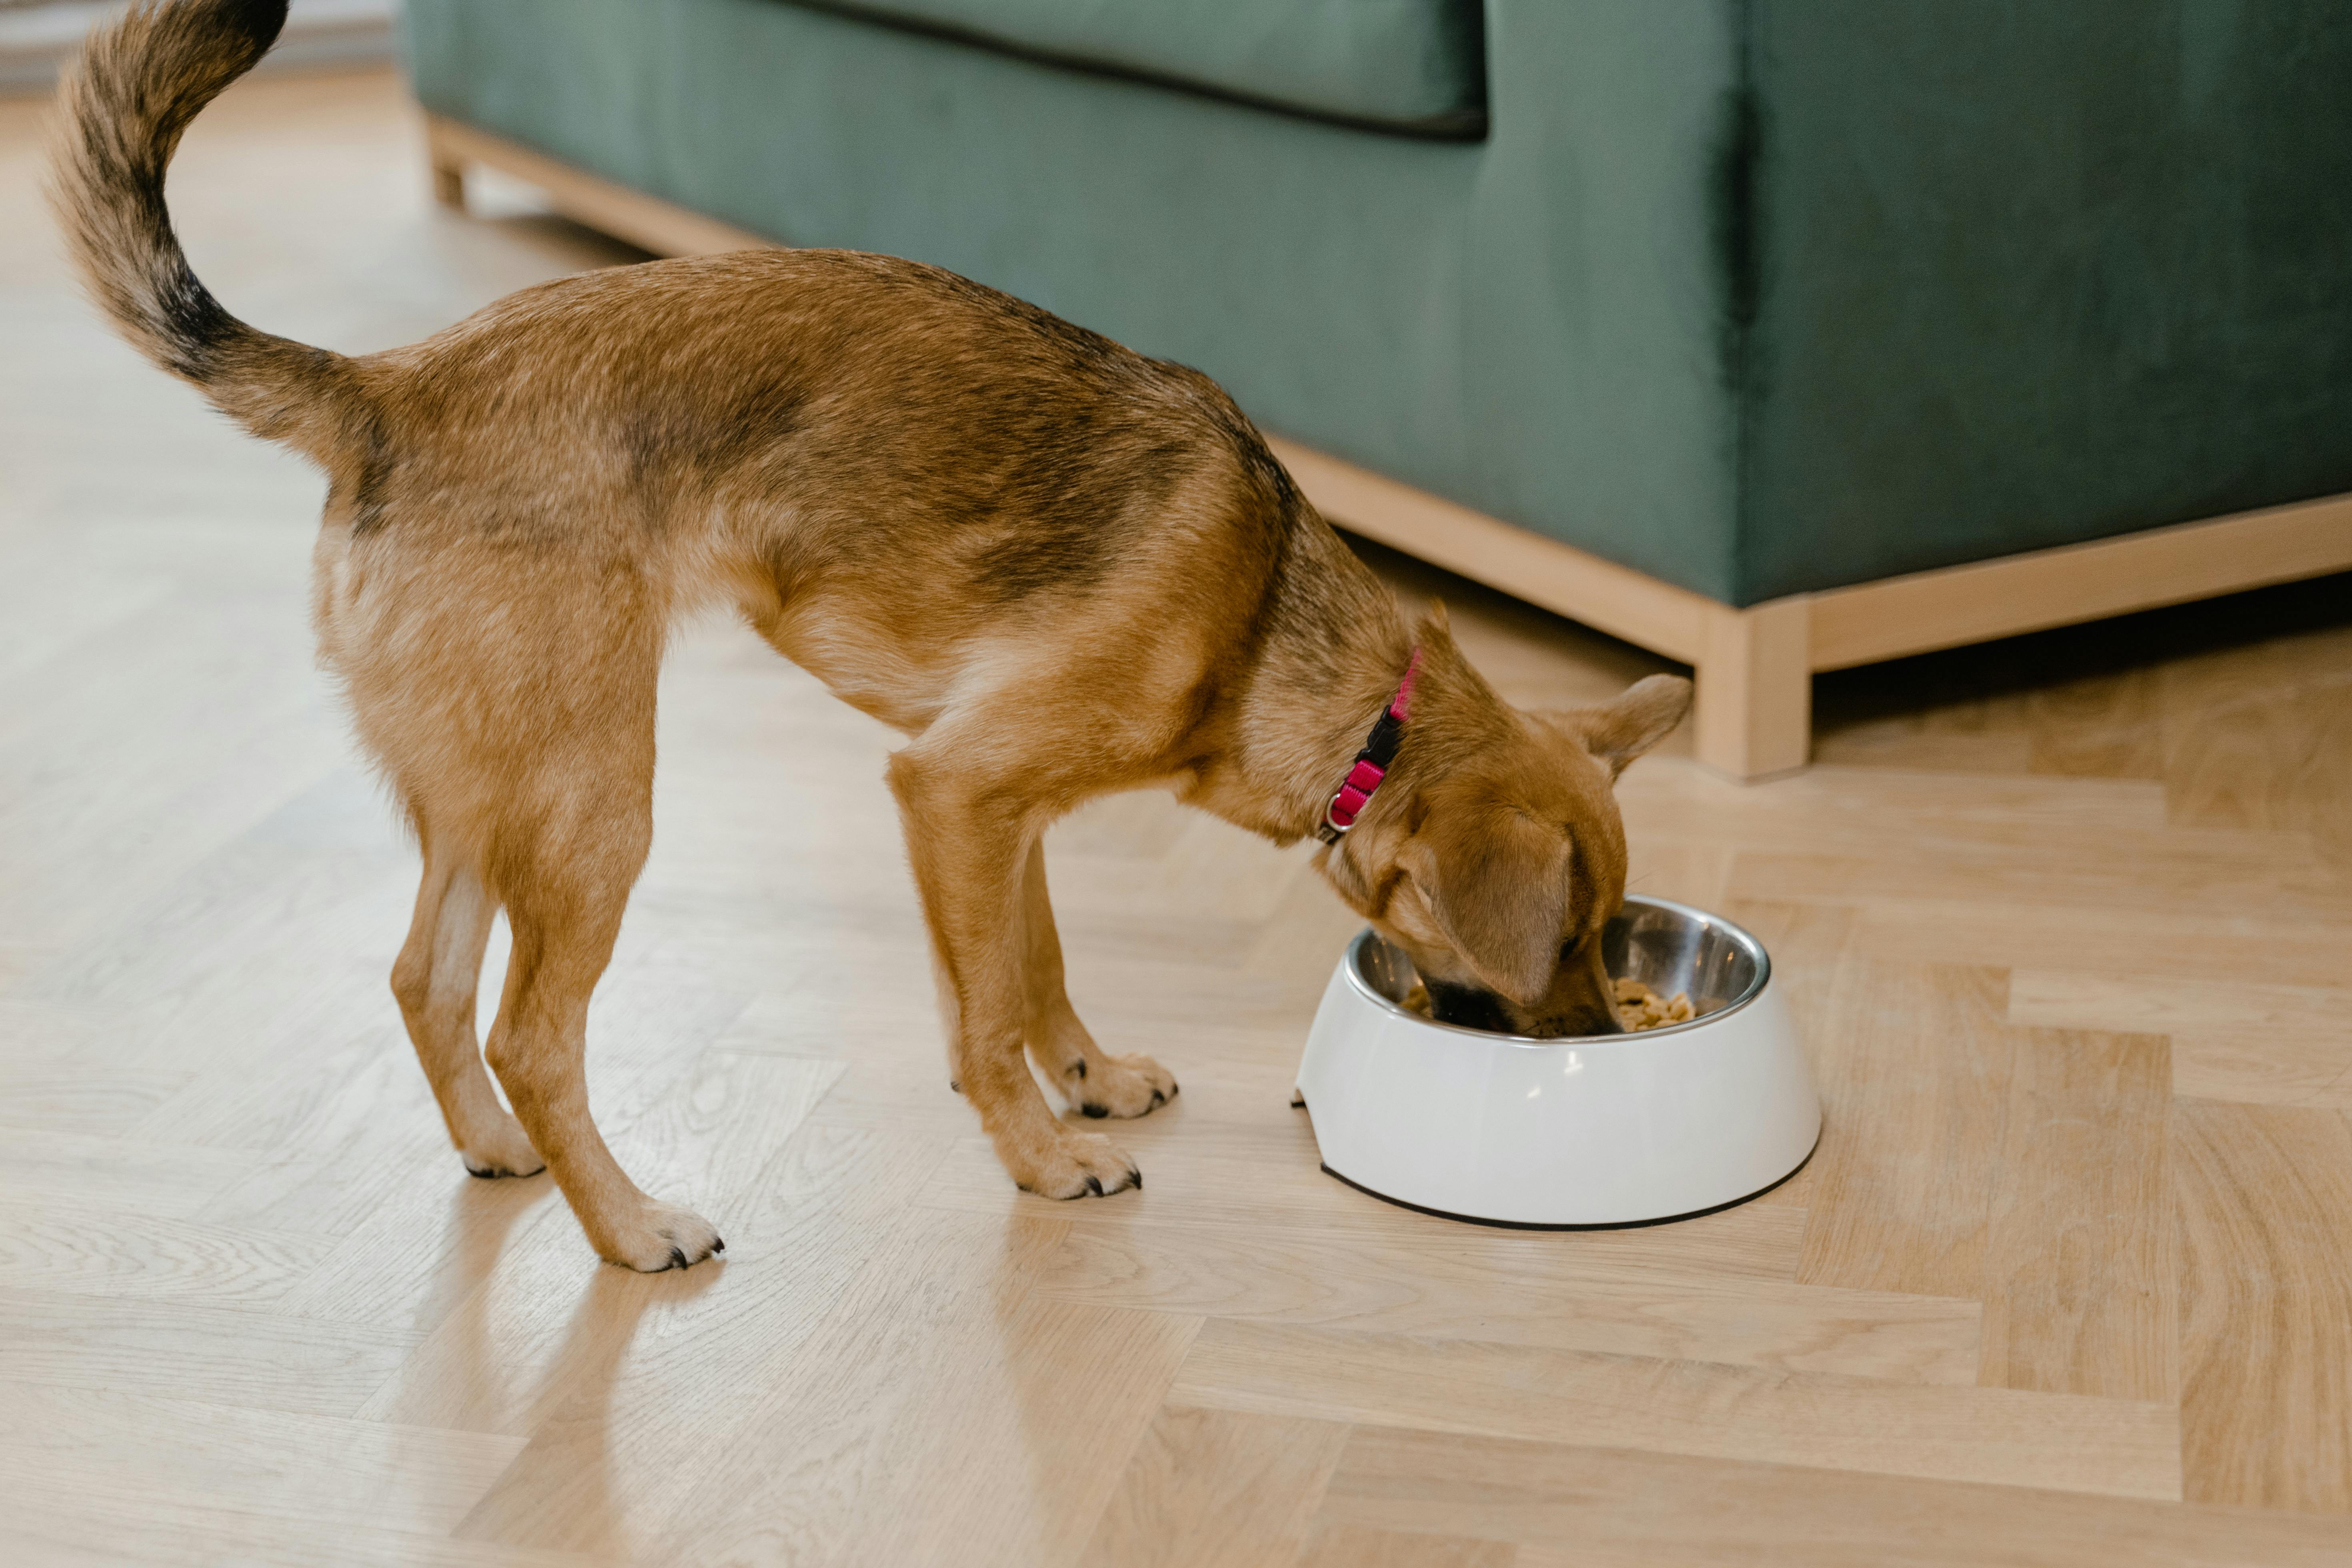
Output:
top-left (1345, 894), bottom-right (1772, 1044)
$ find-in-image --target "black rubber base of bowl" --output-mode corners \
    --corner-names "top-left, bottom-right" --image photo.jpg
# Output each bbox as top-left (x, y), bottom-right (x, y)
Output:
top-left (1316, 1138), bottom-right (1820, 1232)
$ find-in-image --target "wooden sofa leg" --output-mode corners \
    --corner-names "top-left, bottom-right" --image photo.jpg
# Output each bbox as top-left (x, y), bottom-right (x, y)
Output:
top-left (1695, 596), bottom-right (1812, 781)
top-left (425, 120), bottom-right (467, 211)
top-left (431, 160), bottom-right (466, 211)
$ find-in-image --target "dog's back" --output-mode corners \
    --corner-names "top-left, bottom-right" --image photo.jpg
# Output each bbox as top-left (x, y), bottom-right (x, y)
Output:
top-left (52, 7), bottom-right (1297, 741)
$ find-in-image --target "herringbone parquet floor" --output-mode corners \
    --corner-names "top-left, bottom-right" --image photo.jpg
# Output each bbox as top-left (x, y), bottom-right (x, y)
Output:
top-left (5, 67), bottom-right (2352, 1568)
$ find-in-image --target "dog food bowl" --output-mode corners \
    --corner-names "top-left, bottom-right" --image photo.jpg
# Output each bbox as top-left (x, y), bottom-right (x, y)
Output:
top-left (1294, 896), bottom-right (1819, 1227)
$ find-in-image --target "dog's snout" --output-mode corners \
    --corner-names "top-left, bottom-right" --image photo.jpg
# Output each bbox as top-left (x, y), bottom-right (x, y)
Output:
top-left (1424, 981), bottom-right (1517, 1034)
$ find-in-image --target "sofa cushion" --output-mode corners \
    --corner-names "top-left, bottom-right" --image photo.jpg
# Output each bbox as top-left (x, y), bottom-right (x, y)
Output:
top-left (789, 0), bottom-right (1486, 136)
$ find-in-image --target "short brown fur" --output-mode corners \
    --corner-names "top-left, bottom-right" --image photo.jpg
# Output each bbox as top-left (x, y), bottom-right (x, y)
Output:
top-left (51, 1), bottom-right (1689, 1268)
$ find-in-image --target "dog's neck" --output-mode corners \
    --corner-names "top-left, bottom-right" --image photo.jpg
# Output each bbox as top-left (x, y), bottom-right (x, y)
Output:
top-left (1177, 510), bottom-right (1425, 844)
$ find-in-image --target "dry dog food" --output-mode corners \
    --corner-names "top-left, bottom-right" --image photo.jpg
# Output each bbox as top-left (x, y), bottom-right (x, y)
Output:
top-left (1615, 977), bottom-right (1695, 1031)
top-left (1397, 977), bottom-right (1694, 1032)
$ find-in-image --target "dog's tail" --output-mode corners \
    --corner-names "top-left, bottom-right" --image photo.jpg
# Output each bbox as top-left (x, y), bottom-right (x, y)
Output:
top-left (48, 0), bottom-right (365, 464)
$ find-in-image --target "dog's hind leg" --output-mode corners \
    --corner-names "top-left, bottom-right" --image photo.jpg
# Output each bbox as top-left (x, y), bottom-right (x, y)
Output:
top-left (1017, 843), bottom-right (1177, 1120)
top-left (390, 843), bottom-right (543, 1178)
top-left (890, 752), bottom-right (1139, 1199)
top-left (479, 778), bottom-right (723, 1272)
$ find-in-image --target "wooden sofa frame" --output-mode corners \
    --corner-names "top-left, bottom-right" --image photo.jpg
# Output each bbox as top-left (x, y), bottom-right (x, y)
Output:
top-left (426, 114), bottom-right (2352, 781)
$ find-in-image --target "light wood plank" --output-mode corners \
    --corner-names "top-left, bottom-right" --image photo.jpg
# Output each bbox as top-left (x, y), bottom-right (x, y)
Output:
top-left (1846, 897), bottom-right (2352, 991)
top-left (1034, 1221), bottom-right (1981, 1385)
top-left (1977, 1029), bottom-right (2175, 1402)
top-left (636, 1214), bottom-right (1202, 1568)
top-left (0, 1127), bottom-right (261, 1219)
top-left (0, 1288), bottom-right (418, 1418)
top-left (1078, 1406), bottom-right (1351, 1568)
top-left (2009, 970), bottom-right (2351, 1044)
top-left (2175, 1101), bottom-right (2352, 1513)
top-left (1173, 1320), bottom-right (2180, 1499)
top-left (0, 1036), bottom-right (188, 1135)
top-left (0, 1382), bottom-right (526, 1537)
top-left (1299, 1522), bottom-right (1514, 1568)
top-left (1797, 964), bottom-right (2010, 1298)
top-left (2024, 664), bottom-right (2167, 779)
top-left (1731, 837), bottom-right (2352, 929)
top-left (2163, 663), bottom-right (2352, 863)
top-left (1325, 1427), bottom-right (2352, 1568)
top-left (10, 1489), bottom-right (608, 1568)
top-left (354, 1120), bottom-right (901, 1440)
top-left (0, 1200), bottom-right (334, 1306)
top-left (2010, 969), bottom-right (2352, 1111)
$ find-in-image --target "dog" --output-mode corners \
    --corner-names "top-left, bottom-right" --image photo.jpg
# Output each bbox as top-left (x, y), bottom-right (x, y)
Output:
top-left (52, 0), bottom-right (1693, 1270)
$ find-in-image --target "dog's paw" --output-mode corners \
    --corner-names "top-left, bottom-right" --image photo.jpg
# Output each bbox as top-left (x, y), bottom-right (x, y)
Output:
top-left (1008, 1131), bottom-right (1141, 1199)
top-left (1067, 1051), bottom-right (1179, 1120)
top-left (459, 1117), bottom-right (547, 1179)
top-left (594, 1199), bottom-right (726, 1272)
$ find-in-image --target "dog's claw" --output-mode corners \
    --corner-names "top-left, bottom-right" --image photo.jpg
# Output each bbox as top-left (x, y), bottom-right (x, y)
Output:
top-left (666, 1245), bottom-right (687, 1270)
top-left (1081, 1103), bottom-right (1108, 1119)
top-left (1149, 1089), bottom-right (1165, 1109)
top-left (1085, 1174), bottom-right (1104, 1195)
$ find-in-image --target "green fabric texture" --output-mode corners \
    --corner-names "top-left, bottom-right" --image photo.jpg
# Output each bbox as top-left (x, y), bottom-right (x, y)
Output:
top-left (786, 0), bottom-right (1488, 135)
top-left (1738, 0), bottom-right (2352, 599)
top-left (401, 0), bottom-right (2352, 605)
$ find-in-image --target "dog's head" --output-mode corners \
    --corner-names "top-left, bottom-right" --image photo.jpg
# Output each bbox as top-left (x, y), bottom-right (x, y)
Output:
top-left (1320, 617), bottom-right (1692, 1037)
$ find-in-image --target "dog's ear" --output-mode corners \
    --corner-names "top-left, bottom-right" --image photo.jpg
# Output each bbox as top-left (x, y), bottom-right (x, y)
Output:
top-left (1557, 675), bottom-right (1693, 778)
top-left (1397, 802), bottom-right (1573, 1006)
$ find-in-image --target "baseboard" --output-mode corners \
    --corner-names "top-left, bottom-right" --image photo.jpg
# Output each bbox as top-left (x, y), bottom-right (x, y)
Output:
top-left (420, 109), bottom-right (2352, 779)
top-left (425, 114), bottom-right (775, 259)
top-left (1804, 494), bottom-right (2352, 671)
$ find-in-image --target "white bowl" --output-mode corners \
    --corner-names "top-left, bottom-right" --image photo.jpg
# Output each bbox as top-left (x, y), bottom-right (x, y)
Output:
top-left (1294, 897), bottom-right (1819, 1227)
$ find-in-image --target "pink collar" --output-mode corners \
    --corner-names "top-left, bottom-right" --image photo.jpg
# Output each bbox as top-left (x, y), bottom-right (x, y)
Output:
top-left (1316, 648), bottom-right (1421, 845)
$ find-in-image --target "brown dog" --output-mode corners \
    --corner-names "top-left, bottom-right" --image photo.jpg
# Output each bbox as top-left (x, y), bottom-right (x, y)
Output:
top-left (52, 1), bottom-right (1691, 1270)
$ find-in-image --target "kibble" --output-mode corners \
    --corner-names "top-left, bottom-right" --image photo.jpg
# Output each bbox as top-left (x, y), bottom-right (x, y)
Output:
top-left (1397, 977), bottom-right (1695, 1033)
top-left (1614, 976), bottom-right (1695, 1031)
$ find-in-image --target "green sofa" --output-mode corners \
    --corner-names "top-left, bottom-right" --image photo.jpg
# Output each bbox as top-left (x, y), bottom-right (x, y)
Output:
top-left (403, 0), bottom-right (2352, 775)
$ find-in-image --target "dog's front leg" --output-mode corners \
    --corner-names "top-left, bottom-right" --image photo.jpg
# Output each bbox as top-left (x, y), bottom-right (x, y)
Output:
top-left (889, 753), bottom-right (1139, 1198)
top-left (1018, 843), bottom-right (1177, 1120)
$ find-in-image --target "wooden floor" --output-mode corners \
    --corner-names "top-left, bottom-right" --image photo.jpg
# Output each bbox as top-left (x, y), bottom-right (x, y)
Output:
top-left (6, 67), bottom-right (2352, 1568)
